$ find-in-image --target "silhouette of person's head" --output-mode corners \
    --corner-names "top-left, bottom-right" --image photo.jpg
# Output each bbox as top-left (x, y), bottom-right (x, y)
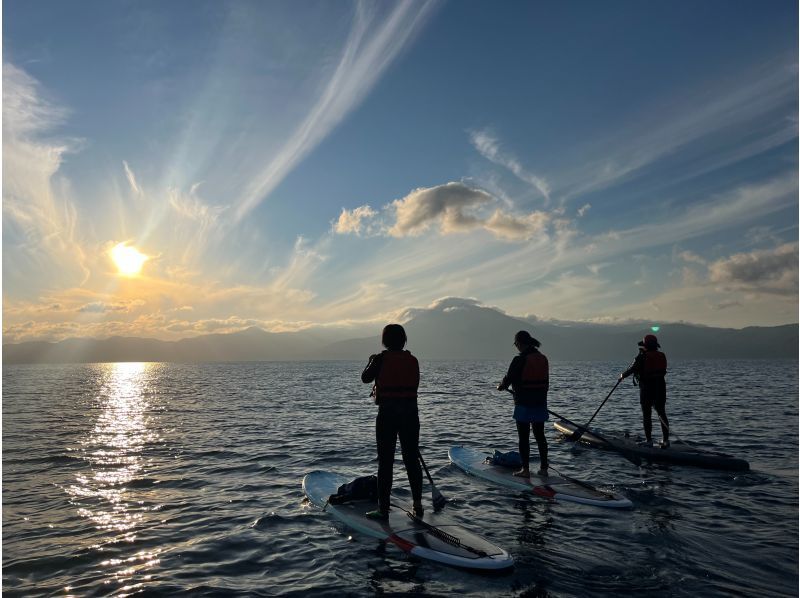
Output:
top-left (382, 324), bottom-right (407, 350)
top-left (514, 330), bottom-right (541, 349)
top-left (638, 334), bottom-right (660, 350)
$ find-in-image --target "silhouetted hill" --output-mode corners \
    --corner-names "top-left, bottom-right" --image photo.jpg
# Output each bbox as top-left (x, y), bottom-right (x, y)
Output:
top-left (316, 301), bottom-right (798, 360)
top-left (4, 300), bottom-right (797, 364)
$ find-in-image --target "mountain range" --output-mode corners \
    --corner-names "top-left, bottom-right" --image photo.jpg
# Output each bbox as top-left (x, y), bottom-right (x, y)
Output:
top-left (3, 298), bottom-right (797, 364)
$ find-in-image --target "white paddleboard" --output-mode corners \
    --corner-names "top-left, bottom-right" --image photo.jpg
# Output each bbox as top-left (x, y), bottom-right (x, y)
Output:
top-left (303, 470), bottom-right (514, 573)
top-left (448, 446), bottom-right (632, 508)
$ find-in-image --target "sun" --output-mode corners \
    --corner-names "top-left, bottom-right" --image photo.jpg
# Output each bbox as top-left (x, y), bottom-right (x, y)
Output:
top-left (110, 242), bottom-right (148, 276)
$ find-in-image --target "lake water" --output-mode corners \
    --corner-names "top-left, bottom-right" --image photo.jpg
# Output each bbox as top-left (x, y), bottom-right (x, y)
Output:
top-left (3, 359), bottom-right (798, 596)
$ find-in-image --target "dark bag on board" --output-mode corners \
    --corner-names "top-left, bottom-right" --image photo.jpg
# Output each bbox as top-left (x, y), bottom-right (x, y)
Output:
top-left (328, 475), bottom-right (378, 505)
top-left (487, 450), bottom-right (523, 468)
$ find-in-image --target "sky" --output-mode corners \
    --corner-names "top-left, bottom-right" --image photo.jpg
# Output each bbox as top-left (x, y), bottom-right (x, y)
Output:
top-left (2, 0), bottom-right (798, 343)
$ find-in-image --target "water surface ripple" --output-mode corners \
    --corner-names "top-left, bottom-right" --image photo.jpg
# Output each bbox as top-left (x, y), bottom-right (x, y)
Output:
top-left (3, 360), bottom-right (797, 596)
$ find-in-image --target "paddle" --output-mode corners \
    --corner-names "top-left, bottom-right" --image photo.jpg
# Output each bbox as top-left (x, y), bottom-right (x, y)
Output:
top-left (545, 463), bottom-right (617, 500)
top-left (418, 451), bottom-right (447, 511)
top-left (569, 378), bottom-right (623, 442)
top-left (389, 501), bottom-right (487, 557)
top-left (547, 408), bottom-right (642, 467)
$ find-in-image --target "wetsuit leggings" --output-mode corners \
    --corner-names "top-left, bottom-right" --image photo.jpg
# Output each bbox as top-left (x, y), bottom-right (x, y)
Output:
top-left (516, 421), bottom-right (548, 471)
top-left (640, 395), bottom-right (668, 442)
top-left (375, 403), bottom-right (423, 513)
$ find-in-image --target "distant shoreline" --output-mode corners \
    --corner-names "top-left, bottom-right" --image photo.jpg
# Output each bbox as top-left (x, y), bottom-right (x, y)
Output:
top-left (4, 307), bottom-right (797, 364)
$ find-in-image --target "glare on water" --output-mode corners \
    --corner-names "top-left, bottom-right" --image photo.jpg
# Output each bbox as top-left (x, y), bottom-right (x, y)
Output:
top-left (65, 362), bottom-right (163, 591)
top-left (2, 359), bottom-right (797, 596)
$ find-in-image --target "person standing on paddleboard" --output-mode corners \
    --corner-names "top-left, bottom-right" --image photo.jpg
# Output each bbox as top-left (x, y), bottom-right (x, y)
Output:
top-left (361, 324), bottom-right (424, 521)
top-left (497, 330), bottom-right (549, 477)
top-left (620, 334), bottom-right (670, 448)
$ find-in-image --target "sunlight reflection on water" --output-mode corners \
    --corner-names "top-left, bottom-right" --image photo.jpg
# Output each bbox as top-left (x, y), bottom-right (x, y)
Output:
top-left (65, 362), bottom-right (163, 591)
top-left (3, 360), bottom-right (797, 596)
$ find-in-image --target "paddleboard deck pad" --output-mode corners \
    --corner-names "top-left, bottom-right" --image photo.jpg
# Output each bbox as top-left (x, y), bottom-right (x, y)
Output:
top-left (448, 446), bottom-right (632, 508)
top-left (302, 470), bottom-right (513, 573)
top-left (553, 419), bottom-right (750, 471)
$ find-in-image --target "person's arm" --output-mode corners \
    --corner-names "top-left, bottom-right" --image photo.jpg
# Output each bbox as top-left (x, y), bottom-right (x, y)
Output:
top-left (620, 352), bottom-right (644, 379)
top-left (497, 355), bottom-right (523, 390)
top-left (361, 353), bottom-right (382, 383)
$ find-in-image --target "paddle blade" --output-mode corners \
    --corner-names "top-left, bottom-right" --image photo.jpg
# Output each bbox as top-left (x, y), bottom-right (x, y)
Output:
top-left (432, 487), bottom-right (447, 511)
top-left (568, 428), bottom-right (586, 442)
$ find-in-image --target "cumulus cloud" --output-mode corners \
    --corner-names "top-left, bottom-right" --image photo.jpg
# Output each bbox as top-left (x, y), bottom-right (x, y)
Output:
top-left (387, 182), bottom-right (549, 241)
top-left (428, 296), bottom-right (484, 311)
top-left (709, 299), bottom-right (742, 311)
top-left (334, 205), bottom-right (376, 235)
top-left (709, 242), bottom-right (798, 295)
top-left (389, 183), bottom-right (489, 236)
top-left (78, 300), bottom-right (146, 314)
top-left (484, 209), bottom-right (549, 241)
top-left (165, 316), bottom-right (266, 334)
top-left (395, 296), bottom-right (488, 322)
top-left (678, 250), bottom-right (706, 265)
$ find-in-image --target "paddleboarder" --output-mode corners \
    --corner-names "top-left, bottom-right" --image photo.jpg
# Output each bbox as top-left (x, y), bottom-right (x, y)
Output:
top-left (361, 324), bottom-right (424, 520)
top-left (620, 334), bottom-right (670, 448)
top-left (497, 330), bottom-right (549, 477)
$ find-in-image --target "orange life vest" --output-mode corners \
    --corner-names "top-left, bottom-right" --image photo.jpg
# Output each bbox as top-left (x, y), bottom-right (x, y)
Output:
top-left (375, 350), bottom-right (419, 402)
top-left (642, 350), bottom-right (667, 379)
top-left (518, 351), bottom-right (549, 391)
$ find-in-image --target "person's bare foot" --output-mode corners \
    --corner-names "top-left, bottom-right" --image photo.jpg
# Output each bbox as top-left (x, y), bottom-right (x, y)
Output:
top-left (512, 469), bottom-right (530, 478)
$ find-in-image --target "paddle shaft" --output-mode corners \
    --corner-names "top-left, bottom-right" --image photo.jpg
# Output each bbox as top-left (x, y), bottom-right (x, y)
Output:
top-left (546, 406), bottom-right (642, 466)
top-left (582, 378), bottom-right (622, 430)
top-left (569, 378), bottom-right (623, 441)
top-left (418, 451), bottom-right (436, 486)
top-left (546, 463), bottom-right (615, 499)
top-left (418, 451), bottom-right (447, 510)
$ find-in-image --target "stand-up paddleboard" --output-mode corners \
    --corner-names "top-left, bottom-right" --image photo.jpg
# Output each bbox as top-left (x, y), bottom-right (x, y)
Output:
top-left (553, 419), bottom-right (750, 471)
top-left (303, 471), bottom-right (514, 573)
top-left (448, 446), bottom-right (632, 508)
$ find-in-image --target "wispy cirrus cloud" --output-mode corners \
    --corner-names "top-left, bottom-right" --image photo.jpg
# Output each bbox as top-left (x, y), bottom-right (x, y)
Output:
top-left (469, 129), bottom-right (551, 202)
top-left (2, 62), bottom-right (89, 293)
top-left (578, 174), bottom-right (798, 262)
top-left (234, 1), bottom-right (439, 221)
top-left (555, 61), bottom-right (798, 202)
top-left (123, 160), bottom-right (142, 196)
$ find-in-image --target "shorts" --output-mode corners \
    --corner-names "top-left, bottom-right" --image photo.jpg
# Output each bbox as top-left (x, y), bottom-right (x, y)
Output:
top-left (513, 404), bottom-right (549, 423)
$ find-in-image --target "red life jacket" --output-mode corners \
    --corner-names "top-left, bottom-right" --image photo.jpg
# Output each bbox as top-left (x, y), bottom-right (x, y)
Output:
top-left (642, 350), bottom-right (667, 379)
top-left (518, 351), bottom-right (549, 391)
top-left (375, 350), bottom-right (419, 402)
